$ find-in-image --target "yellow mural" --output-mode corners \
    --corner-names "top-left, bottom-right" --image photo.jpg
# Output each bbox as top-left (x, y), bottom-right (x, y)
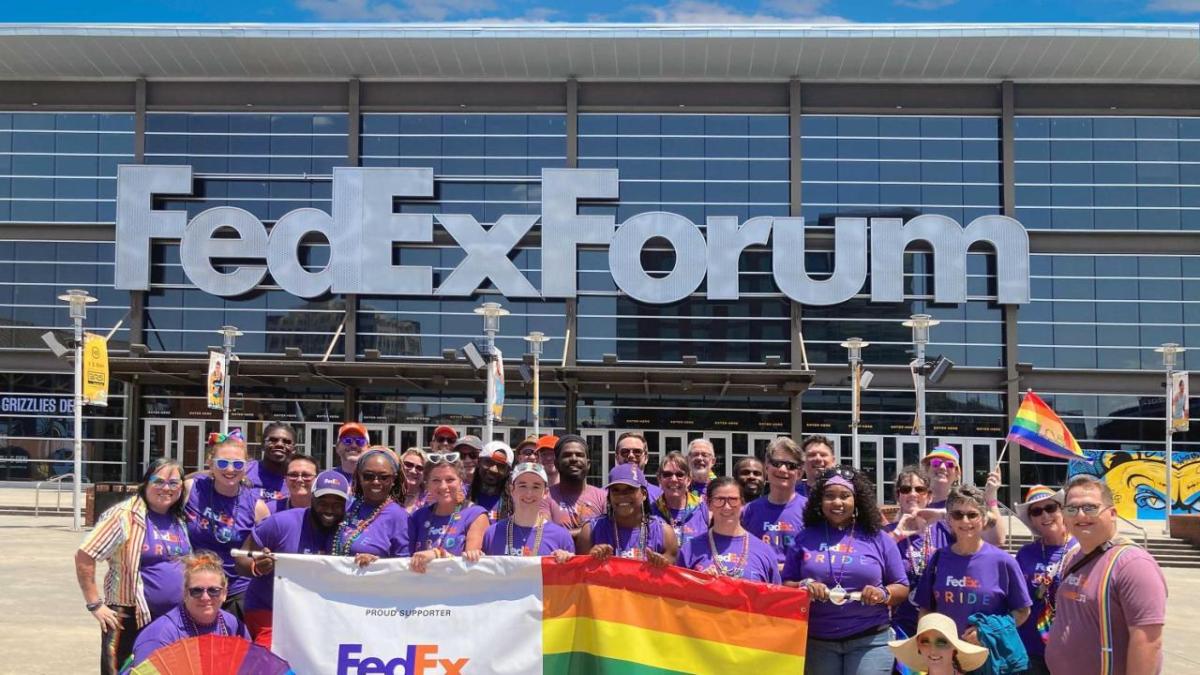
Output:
top-left (1068, 451), bottom-right (1200, 520)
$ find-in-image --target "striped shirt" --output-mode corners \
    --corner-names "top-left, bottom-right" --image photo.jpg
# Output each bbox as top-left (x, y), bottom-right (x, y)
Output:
top-left (79, 496), bottom-right (171, 628)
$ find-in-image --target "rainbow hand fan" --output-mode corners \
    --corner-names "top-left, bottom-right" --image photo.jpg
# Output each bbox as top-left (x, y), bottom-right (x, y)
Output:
top-left (130, 635), bottom-right (293, 675)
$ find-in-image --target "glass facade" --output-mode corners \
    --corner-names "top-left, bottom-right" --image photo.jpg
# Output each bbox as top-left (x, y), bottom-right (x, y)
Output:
top-left (0, 102), bottom-right (1195, 503)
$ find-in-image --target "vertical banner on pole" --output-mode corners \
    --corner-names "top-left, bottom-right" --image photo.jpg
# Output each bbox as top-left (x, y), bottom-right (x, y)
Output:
top-left (81, 333), bottom-right (109, 407)
top-left (489, 347), bottom-right (505, 422)
top-left (1170, 371), bottom-right (1190, 432)
top-left (207, 351), bottom-right (226, 411)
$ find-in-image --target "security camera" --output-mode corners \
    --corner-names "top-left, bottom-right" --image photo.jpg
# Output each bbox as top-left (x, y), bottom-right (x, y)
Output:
top-left (860, 370), bottom-right (875, 391)
top-left (41, 331), bottom-right (69, 359)
top-left (462, 342), bottom-right (487, 371)
top-left (928, 356), bottom-right (954, 384)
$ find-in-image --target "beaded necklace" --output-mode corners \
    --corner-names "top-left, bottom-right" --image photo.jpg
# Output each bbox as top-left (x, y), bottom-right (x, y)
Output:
top-left (905, 526), bottom-right (934, 578)
top-left (332, 497), bottom-right (393, 555)
top-left (706, 529), bottom-right (751, 578)
top-left (505, 516), bottom-right (546, 556)
top-left (180, 607), bottom-right (228, 638)
top-left (611, 517), bottom-right (649, 560)
top-left (1034, 539), bottom-right (1068, 644)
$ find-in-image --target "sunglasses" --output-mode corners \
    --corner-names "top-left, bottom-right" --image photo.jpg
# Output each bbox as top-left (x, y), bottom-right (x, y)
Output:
top-left (265, 436), bottom-right (295, 446)
top-left (950, 510), bottom-right (982, 521)
top-left (428, 452), bottom-right (461, 464)
top-left (928, 458), bottom-right (958, 470)
top-left (213, 458), bottom-right (247, 472)
top-left (402, 460), bottom-right (424, 471)
top-left (710, 496), bottom-right (742, 507)
top-left (918, 636), bottom-right (953, 650)
top-left (433, 435), bottom-right (457, 443)
top-left (1027, 502), bottom-right (1061, 518)
top-left (147, 476), bottom-right (182, 489)
top-left (1063, 503), bottom-right (1106, 517)
top-left (285, 471), bottom-right (316, 481)
top-left (339, 436), bottom-right (368, 447)
top-left (768, 458), bottom-right (801, 471)
top-left (617, 447), bottom-right (646, 457)
top-left (897, 485), bottom-right (930, 495)
top-left (659, 470), bottom-right (686, 479)
top-left (820, 467), bottom-right (858, 481)
top-left (187, 586), bottom-right (225, 599)
top-left (360, 471), bottom-right (395, 484)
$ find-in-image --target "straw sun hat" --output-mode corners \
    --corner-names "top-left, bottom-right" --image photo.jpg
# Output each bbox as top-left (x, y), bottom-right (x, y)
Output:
top-left (888, 613), bottom-right (989, 672)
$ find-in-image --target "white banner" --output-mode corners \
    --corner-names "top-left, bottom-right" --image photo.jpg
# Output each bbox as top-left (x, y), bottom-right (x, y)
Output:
top-left (273, 555), bottom-right (543, 675)
top-left (1170, 371), bottom-right (1190, 432)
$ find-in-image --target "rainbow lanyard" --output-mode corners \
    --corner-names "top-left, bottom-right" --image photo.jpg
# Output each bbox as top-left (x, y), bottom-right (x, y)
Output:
top-left (1097, 545), bottom-right (1134, 675)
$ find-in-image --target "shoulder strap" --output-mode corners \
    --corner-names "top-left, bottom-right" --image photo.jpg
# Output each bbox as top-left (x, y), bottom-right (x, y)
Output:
top-left (1097, 545), bottom-right (1135, 675)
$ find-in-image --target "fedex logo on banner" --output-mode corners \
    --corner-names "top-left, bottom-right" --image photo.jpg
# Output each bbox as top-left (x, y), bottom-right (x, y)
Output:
top-left (337, 644), bottom-right (468, 675)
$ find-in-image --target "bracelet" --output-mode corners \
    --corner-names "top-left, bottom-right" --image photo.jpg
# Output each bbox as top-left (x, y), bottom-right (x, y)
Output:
top-left (986, 499), bottom-right (999, 508)
top-left (879, 586), bottom-right (892, 605)
top-left (798, 578), bottom-right (815, 590)
top-left (86, 601), bottom-right (104, 612)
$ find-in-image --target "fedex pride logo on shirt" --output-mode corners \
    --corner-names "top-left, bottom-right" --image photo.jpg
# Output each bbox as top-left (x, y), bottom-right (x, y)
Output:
top-left (945, 575), bottom-right (982, 589)
top-left (337, 643), bottom-right (468, 675)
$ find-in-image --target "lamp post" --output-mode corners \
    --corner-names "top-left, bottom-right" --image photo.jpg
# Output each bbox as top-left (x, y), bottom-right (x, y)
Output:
top-left (58, 289), bottom-right (96, 532)
top-left (524, 331), bottom-right (548, 437)
top-left (1155, 342), bottom-right (1184, 536)
top-left (903, 314), bottom-right (940, 455)
top-left (474, 302), bottom-right (509, 442)
top-left (217, 326), bottom-right (242, 434)
top-left (840, 337), bottom-right (870, 462)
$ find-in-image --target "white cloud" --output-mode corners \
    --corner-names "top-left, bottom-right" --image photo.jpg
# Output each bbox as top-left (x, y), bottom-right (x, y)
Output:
top-left (635, 0), bottom-right (849, 23)
top-left (297, 0), bottom-right (503, 22)
top-left (893, 0), bottom-right (958, 9)
top-left (1146, 0), bottom-right (1200, 12)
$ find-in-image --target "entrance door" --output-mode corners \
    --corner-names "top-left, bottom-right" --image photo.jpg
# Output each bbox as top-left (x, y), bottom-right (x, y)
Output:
top-left (935, 437), bottom-right (1000, 491)
top-left (393, 425), bottom-right (425, 453)
top-left (746, 433), bottom-right (779, 461)
top-left (142, 420), bottom-right (174, 476)
top-left (690, 432), bottom-right (732, 477)
top-left (178, 421), bottom-right (216, 474)
top-left (364, 424), bottom-right (389, 447)
top-left (581, 430), bottom-right (608, 486)
top-left (305, 423), bottom-right (338, 470)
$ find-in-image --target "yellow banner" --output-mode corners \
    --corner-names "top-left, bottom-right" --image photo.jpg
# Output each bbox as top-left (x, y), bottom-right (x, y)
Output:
top-left (81, 333), bottom-right (109, 407)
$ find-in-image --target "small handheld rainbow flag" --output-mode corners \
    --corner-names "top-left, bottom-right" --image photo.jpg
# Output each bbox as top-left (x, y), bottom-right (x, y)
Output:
top-left (1007, 390), bottom-right (1086, 460)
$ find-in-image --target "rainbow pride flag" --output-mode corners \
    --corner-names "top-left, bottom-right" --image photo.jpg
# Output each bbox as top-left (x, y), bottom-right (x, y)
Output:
top-left (1007, 390), bottom-right (1086, 460)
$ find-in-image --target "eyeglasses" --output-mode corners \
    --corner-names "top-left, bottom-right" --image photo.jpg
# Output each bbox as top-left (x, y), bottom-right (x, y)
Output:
top-left (659, 470), bottom-right (686, 479)
top-left (768, 458), bottom-right (801, 471)
top-left (950, 510), bottom-right (982, 521)
top-left (1063, 503), bottom-right (1106, 517)
top-left (265, 436), bottom-right (295, 446)
top-left (187, 586), bottom-right (225, 599)
top-left (897, 485), bottom-right (930, 495)
top-left (710, 496), bottom-right (742, 507)
top-left (617, 447), bottom-right (646, 458)
top-left (428, 452), bottom-right (461, 464)
top-left (213, 458), bottom-right (247, 472)
top-left (1028, 502), bottom-right (1061, 518)
top-left (918, 636), bottom-right (953, 650)
top-left (402, 460), bottom-right (424, 472)
top-left (285, 471), bottom-right (316, 481)
top-left (147, 476), bottom-right (182, 489)
top-left (819, 467), bottom-right (858, 481)
top-left (433, 435), bottom-right (457, 443)
top-left (928, 458), bottom-right (958, 470)
top-left (360, 471), bottom-right (396, 484)
top-left (339, 436), bottom-right (367, 447)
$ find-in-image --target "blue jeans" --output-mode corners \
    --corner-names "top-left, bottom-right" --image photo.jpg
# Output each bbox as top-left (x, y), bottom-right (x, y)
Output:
top-left (806, 627), bottom-right (895, 675)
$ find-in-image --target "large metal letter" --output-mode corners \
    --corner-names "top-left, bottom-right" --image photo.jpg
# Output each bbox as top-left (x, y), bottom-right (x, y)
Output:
top-left (706, 215), bottom-right (773, 301)
top-left (331, 167), bottom-right (433, 295)
top-left (870, 214), bottom-right (1030, 304)
top-left (540, 168), bottom-right (618, 297)
top-left (179, 206), bottom-right (269, 296)
top-left (268, 208), bottom-right (336, 298)
top-left (436, 214), bottom-right (540, 297)
top-left (772, 217), bottom-right (867, 306)
top-left (115, 165), bottom-right (192, 290)
top-left (610, 212), bottom-right (708, 304)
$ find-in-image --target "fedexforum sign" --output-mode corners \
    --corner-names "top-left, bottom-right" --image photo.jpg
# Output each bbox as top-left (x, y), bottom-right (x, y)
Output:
top-left (116, 166), bottom-right (1030, 306)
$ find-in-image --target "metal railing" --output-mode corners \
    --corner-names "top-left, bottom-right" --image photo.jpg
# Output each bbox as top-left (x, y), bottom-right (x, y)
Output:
top-left (1117, 515), bottom-right (1150, 548)
top-left (34, 474), bottom-right (89, 517)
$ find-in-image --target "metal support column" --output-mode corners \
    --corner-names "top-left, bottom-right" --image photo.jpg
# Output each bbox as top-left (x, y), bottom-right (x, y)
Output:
top-left (1001, 80), bottom-right (1022, 500)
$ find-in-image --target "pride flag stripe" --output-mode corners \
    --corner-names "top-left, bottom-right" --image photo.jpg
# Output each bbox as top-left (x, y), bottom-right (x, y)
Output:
top-left (543, 652), bottom-right (688, 675)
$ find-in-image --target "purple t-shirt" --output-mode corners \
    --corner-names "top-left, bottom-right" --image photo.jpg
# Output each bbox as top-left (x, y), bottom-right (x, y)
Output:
top-left (679, 531), bottom-right (781, 584)
top-left (741, 493), bottom-right (807, 566)
top-left (266, 498), bottom-right (296, 515)
top-left (644, 481), bottom-right (663, 503)
top-left (782, 526), bottom-right (907, 640)
top-left (185, 475), bottom-right (259, 596)
top-left (482, 519), bottom-right (576, 556)
top-left (130, 606), bottom-right (249, 666)
top-left (913, 542), bottom-right (1032, 635)
top-left (474, 492), bottom-right (504, 523)
top-left (409, 503), bottom-right (489, 555)
top-left (140, 510), bottom-right (191, 618)
top-left (245, 460), bottom-right (288, 506)
top-left (589, 515), bottom-right (669, 560)
top-left (1046, 545), bottom-right (1167, 675)
top-left (548, 484), bottom-right (607, 531)
top-left (339, 500), bottom-right (411, 558)
top-left (245, 508), bottom-right (335, 612)
top-left (884, 519), bottom-right (954, 636)
top-left (1015, 538), bottom-right (1075, 659)
top-left (651, 500), bottom-right (709, 551)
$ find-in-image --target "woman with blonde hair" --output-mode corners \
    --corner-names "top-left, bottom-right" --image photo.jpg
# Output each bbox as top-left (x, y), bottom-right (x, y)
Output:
top-left (408, 452), bottom-right (490, 573)
top-left (888, 612), bottom-right (989, 675)
top-left (399, 447), bottom-right (428, 513)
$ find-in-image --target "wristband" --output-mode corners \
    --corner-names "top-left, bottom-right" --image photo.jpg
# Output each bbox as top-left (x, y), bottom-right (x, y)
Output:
top-left (879, 586), bottom-right (891, 605)
top-left (798, 578), bottom-right (815, 590)
top-left (86, 601), bottom-right (104, 612)
top-left (986, 499), bottom-right (999, 508)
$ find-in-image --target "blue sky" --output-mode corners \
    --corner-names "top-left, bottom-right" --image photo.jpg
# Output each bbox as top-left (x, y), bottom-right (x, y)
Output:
top-left (4, 0), bottom-right (1200, 24)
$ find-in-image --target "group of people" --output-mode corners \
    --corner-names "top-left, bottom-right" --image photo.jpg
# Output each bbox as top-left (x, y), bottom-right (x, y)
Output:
top-left (75, 422), bottom-right (1168, 675)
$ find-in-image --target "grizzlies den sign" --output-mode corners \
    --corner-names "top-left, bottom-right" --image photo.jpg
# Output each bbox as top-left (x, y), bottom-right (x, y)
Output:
top-left (115, 166), bottom-right (1030, 306)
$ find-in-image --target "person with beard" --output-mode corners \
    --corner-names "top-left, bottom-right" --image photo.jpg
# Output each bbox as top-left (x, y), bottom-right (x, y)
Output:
top-left (615, 431), bottom-right (662, 501)
top-left (547, 435), bottom-right (607, 536)
top-left (267, 454), bottom-right (318, 515)
top-left (453, 435), bottom-right (484, 484)
top-left (798, 435), bottom-right (837, 498)
top-left (742, 436), bottom-right (807, 569)
top-left (245, 422), bottom-right (295, 507)
top-left (577, 464), bottom-right (677, 566)
top-left (235, 469), bottom-right (350, 647)
top-left (686, 439), bottom-right (717, 498)
top-left (470, 441), bottom-right (514, 522)
top-left (333, 422), bottom-right (368, 484)
top-left (336, 447), bottom-right (411, 567)
top-left (734, 457), bottom-right (765, 502)
top-left (651, 451), bottom-right (709, 551)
